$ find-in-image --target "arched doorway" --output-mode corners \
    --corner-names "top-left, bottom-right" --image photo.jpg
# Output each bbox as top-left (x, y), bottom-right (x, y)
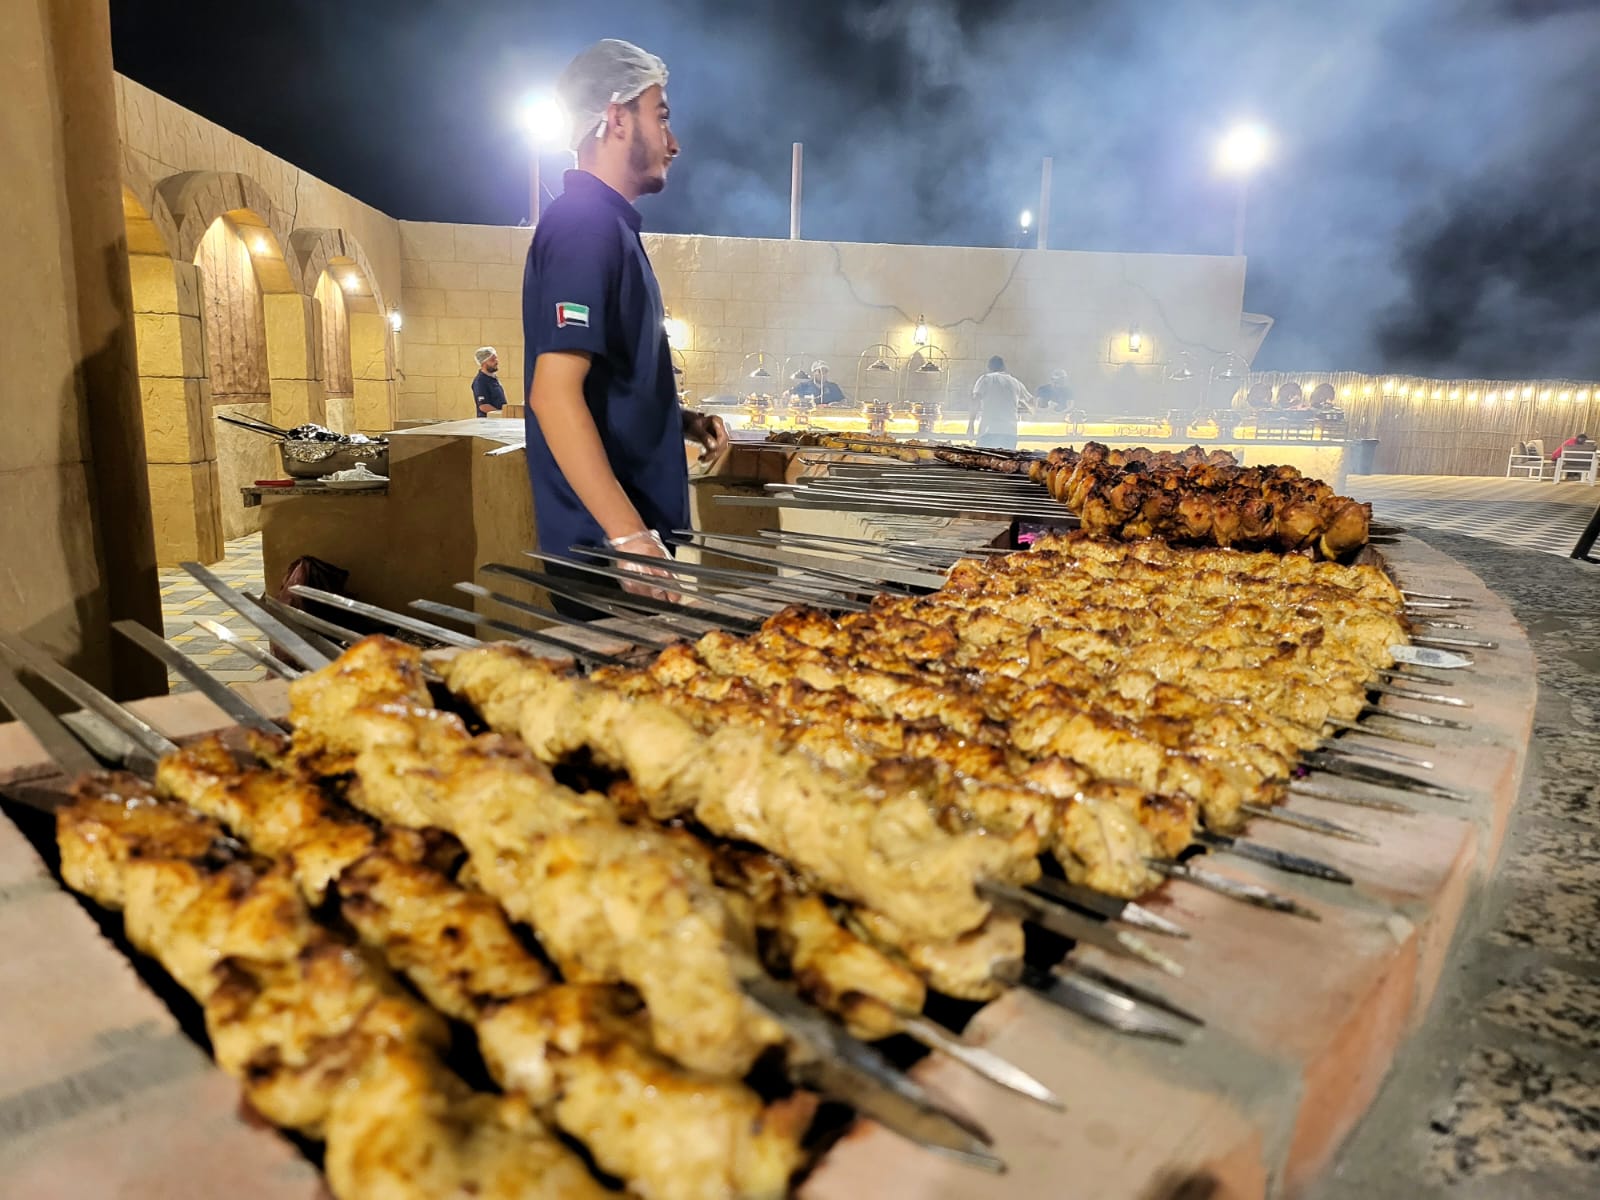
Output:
top-left (314, 269), bottom-right (355, 431)
top-left (289, 227), bottom-right (395, 434)
top-left (195, 212), bottom-right (281, 539)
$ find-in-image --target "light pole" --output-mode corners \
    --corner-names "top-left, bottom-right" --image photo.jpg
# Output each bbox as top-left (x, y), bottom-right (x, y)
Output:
top-left (1216, 123), bottom-right (1270, 257)
top-left (519, 93), bottom-right (568, 226)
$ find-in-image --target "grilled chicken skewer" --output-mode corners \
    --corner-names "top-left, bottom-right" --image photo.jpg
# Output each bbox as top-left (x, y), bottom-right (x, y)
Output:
top-left (154, 736), bottom-right (812, 1200)
top-left (55, 776), bottom-right (609, 1200)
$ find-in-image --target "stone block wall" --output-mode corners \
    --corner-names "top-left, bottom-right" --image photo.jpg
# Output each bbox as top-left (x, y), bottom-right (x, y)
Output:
top-left (3, 0), bottom-right (163, 697)
top-left (397, 224), bottom-right (1247, 420)
top-left (396, 222), bottom-right (531, 423)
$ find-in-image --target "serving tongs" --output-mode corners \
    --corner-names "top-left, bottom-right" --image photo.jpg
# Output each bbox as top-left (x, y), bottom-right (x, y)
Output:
top-left (214, 411), bottom-right (296, 440)
top-left (0, 635), bottom-right (1020, 1164)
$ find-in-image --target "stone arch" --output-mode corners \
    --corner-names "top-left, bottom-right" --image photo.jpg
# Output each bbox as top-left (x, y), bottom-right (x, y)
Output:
top-left (120, 151), bottom-right (179, 258)
top-left (290, 227), bottom-right (396, 433)
top-left (156, 171), bottom-right (301, 292)
top-left (155, 171), bottom-right (322, 538)
top-left (122, 169), bottom-right (221, 565)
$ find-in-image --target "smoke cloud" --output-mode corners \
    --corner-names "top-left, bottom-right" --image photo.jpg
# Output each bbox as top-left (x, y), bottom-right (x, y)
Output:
top-left (113, 0), bottom-right (1600, 376)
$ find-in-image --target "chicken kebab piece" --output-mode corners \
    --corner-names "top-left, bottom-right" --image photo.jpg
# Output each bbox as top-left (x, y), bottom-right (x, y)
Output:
top-left (286, 638), bottom-right (1034, 1063)
top-left (55, 774), bottom-right (610, 1200)
top-left (1027, 442), bottom-right (1371, 558)
top-left (154, 735), bottom-right (809, 1200)
top-left (434, 641), bottom-right (1037, 1002)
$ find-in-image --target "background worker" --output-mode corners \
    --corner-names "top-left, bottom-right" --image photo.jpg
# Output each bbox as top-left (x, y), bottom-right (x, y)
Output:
top-left (471, 346), bottom-right (506, 417)
top-left (967, 355), bottom-right (1032, 450)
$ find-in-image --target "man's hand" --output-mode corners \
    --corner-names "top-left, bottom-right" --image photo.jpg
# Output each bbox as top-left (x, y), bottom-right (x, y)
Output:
top-left (479, 403), bottom-right (495, 414)
top-left (608, 529), bottom-right (679, 602)
top-left (682, 410), bottom-right (730, 466)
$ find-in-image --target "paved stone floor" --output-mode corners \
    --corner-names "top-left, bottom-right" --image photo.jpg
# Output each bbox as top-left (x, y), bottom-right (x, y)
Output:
top-left (158, 532), bottom-right (270, 692)
top-left (1312, 530), bottom-right (1600, 1200)
top-left (1347, 475), bottom-right (1600, 558)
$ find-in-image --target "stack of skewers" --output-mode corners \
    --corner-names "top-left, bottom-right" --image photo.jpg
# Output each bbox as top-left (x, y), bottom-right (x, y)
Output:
top-left (0, 439), bottom-right (1497, 1198)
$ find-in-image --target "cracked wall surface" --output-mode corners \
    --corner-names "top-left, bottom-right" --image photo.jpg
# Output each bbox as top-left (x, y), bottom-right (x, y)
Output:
top-left (397, 222), bottom-right (1248, 423)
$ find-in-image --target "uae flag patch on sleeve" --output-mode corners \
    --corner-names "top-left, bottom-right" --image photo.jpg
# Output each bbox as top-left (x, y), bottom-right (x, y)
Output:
top-left (555, 302), bottom-right (590, 328)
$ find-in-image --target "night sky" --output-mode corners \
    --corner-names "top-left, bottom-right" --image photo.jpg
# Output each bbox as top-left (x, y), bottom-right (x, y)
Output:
top-left (111, 0), bottom-right (1600, 376)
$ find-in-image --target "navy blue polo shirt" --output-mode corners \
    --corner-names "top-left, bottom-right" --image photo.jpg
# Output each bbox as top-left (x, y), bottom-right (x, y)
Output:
top-left (471, 369), bottom-right (507, 417)
top-left (521, 169), bottom-right (686, 557)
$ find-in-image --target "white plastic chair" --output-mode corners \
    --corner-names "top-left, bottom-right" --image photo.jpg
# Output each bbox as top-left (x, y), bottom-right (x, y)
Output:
top-left (1554, 447), bottom-right (1599, 484)
top-left (1506, 439), bottom-right (1553, 479)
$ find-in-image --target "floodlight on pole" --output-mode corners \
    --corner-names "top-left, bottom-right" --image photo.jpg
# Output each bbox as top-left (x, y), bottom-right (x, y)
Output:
top-left (519, 93), bottom-right (568, 226)
top-left (1019, 209), bottom-right (1034, 231)
top-left (1215, 122), bottom-right (1271, 257)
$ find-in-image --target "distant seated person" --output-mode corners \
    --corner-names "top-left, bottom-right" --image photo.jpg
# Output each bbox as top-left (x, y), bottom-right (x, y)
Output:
top-left (471, 346), bottom-right (506, 418)
top-left (1274, 381), bottom-right (1305, 410)
top-left (1035, 369), bottom-right (1072, 411)
top-left (1242, 381), bottom-right (1274, 411)
top-left (1553, 432), bottom-right (1592, 461)
top-left (789, 361), bottom-right (847, 405)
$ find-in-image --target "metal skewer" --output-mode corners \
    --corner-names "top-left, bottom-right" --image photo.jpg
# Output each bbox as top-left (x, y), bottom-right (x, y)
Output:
top-left (1301, 750), bottom-right (1469, 801)
top-left (252, 595), bottom-right (354, 657)
top-left (192, 618), bottom-right (303, 680)
top-left (287, 586), bottom-right (484, 649)
top-left (896, 1013), bottom-right (1064, 1110)
top-left (0, 660), bottom-right (101, 779)
top-left (1194, 830), bottom-right (1355, 883)
top-left (483, 562), bottom-right (757, 635)
top-left (736, 974), bottom-right (1004, 1171)
top-left (1319, 739), bottom-right (1436, 771)
top-left (1147, 858), bottom-right (1320, 921)
top-left (0, 631), bottom-right (178, 759)
top-left (456, 582), bottom-right (681, 651)
top-left (979, 880), bottom-right (1185, 977)
top-left (181, 562), bottom-right (332, 670)
top-left (667, 532), bottom-right (937, 593)
top-left (1362, 704), bottom-right (1473, 731)
top-left (408, 600), bottom-right (630, 668)
top-left (1367, 681), bottom-right (1470, 708)
top-left (1239, 802), bottom-right (1379, 845)
top-left (577, 545), bottom-right (876, 612)
top-left (112, 622), bottom-right (285, 736)
top-left (992, 960), bottom-right (1195, 1042)
top-left (518, 552), bottom-right (782, 622)
top-left (1323, 716), bottom-right (1436, 748)
top-left (1290, 781), bottom-right (1417, 815)
top-left (1025, 874), bottom-right (1190, 939)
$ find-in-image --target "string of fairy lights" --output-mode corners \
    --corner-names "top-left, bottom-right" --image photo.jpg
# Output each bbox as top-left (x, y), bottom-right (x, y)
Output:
top-left (1242, 373), bottom-right (1600, 408)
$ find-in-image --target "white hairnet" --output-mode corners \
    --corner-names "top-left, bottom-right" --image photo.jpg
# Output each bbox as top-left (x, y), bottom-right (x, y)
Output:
top-left (557, 39), bottom-right (670, 151)
top-left (811, 361), bottom-right (830, 374)
top-left (475, 346), bottom-right (496, 365)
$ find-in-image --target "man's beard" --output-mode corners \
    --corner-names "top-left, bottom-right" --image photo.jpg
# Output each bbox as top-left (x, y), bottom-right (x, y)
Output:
top-left (630, 130), bottom-right (666, 194)
top-left (484, 364), bottom-right (498, 374)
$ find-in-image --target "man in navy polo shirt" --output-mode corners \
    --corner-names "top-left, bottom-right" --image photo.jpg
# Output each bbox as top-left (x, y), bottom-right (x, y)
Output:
top-left (523, 39), bottom-right (725, 610)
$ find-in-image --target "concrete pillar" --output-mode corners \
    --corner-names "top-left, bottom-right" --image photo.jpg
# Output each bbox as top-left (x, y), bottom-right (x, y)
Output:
top-left (0, 0), bottom-right (164, 697)
top-left (263, 291), bottom-right (328, 428)
top-left (349, 310), bottom-right (397, 432)
top-left (130, 253), bottom-right (224, 564)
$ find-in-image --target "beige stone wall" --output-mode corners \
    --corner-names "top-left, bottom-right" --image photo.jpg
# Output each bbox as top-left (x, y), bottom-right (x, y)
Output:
top-left (116, 76), bottom-right (402, 316)
top-left (396, 224), bottom-right (1245, 420)
top-left (2, 0), bottom-right (163, 697)
top-left (396, 222), bottom-right (530, 422)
